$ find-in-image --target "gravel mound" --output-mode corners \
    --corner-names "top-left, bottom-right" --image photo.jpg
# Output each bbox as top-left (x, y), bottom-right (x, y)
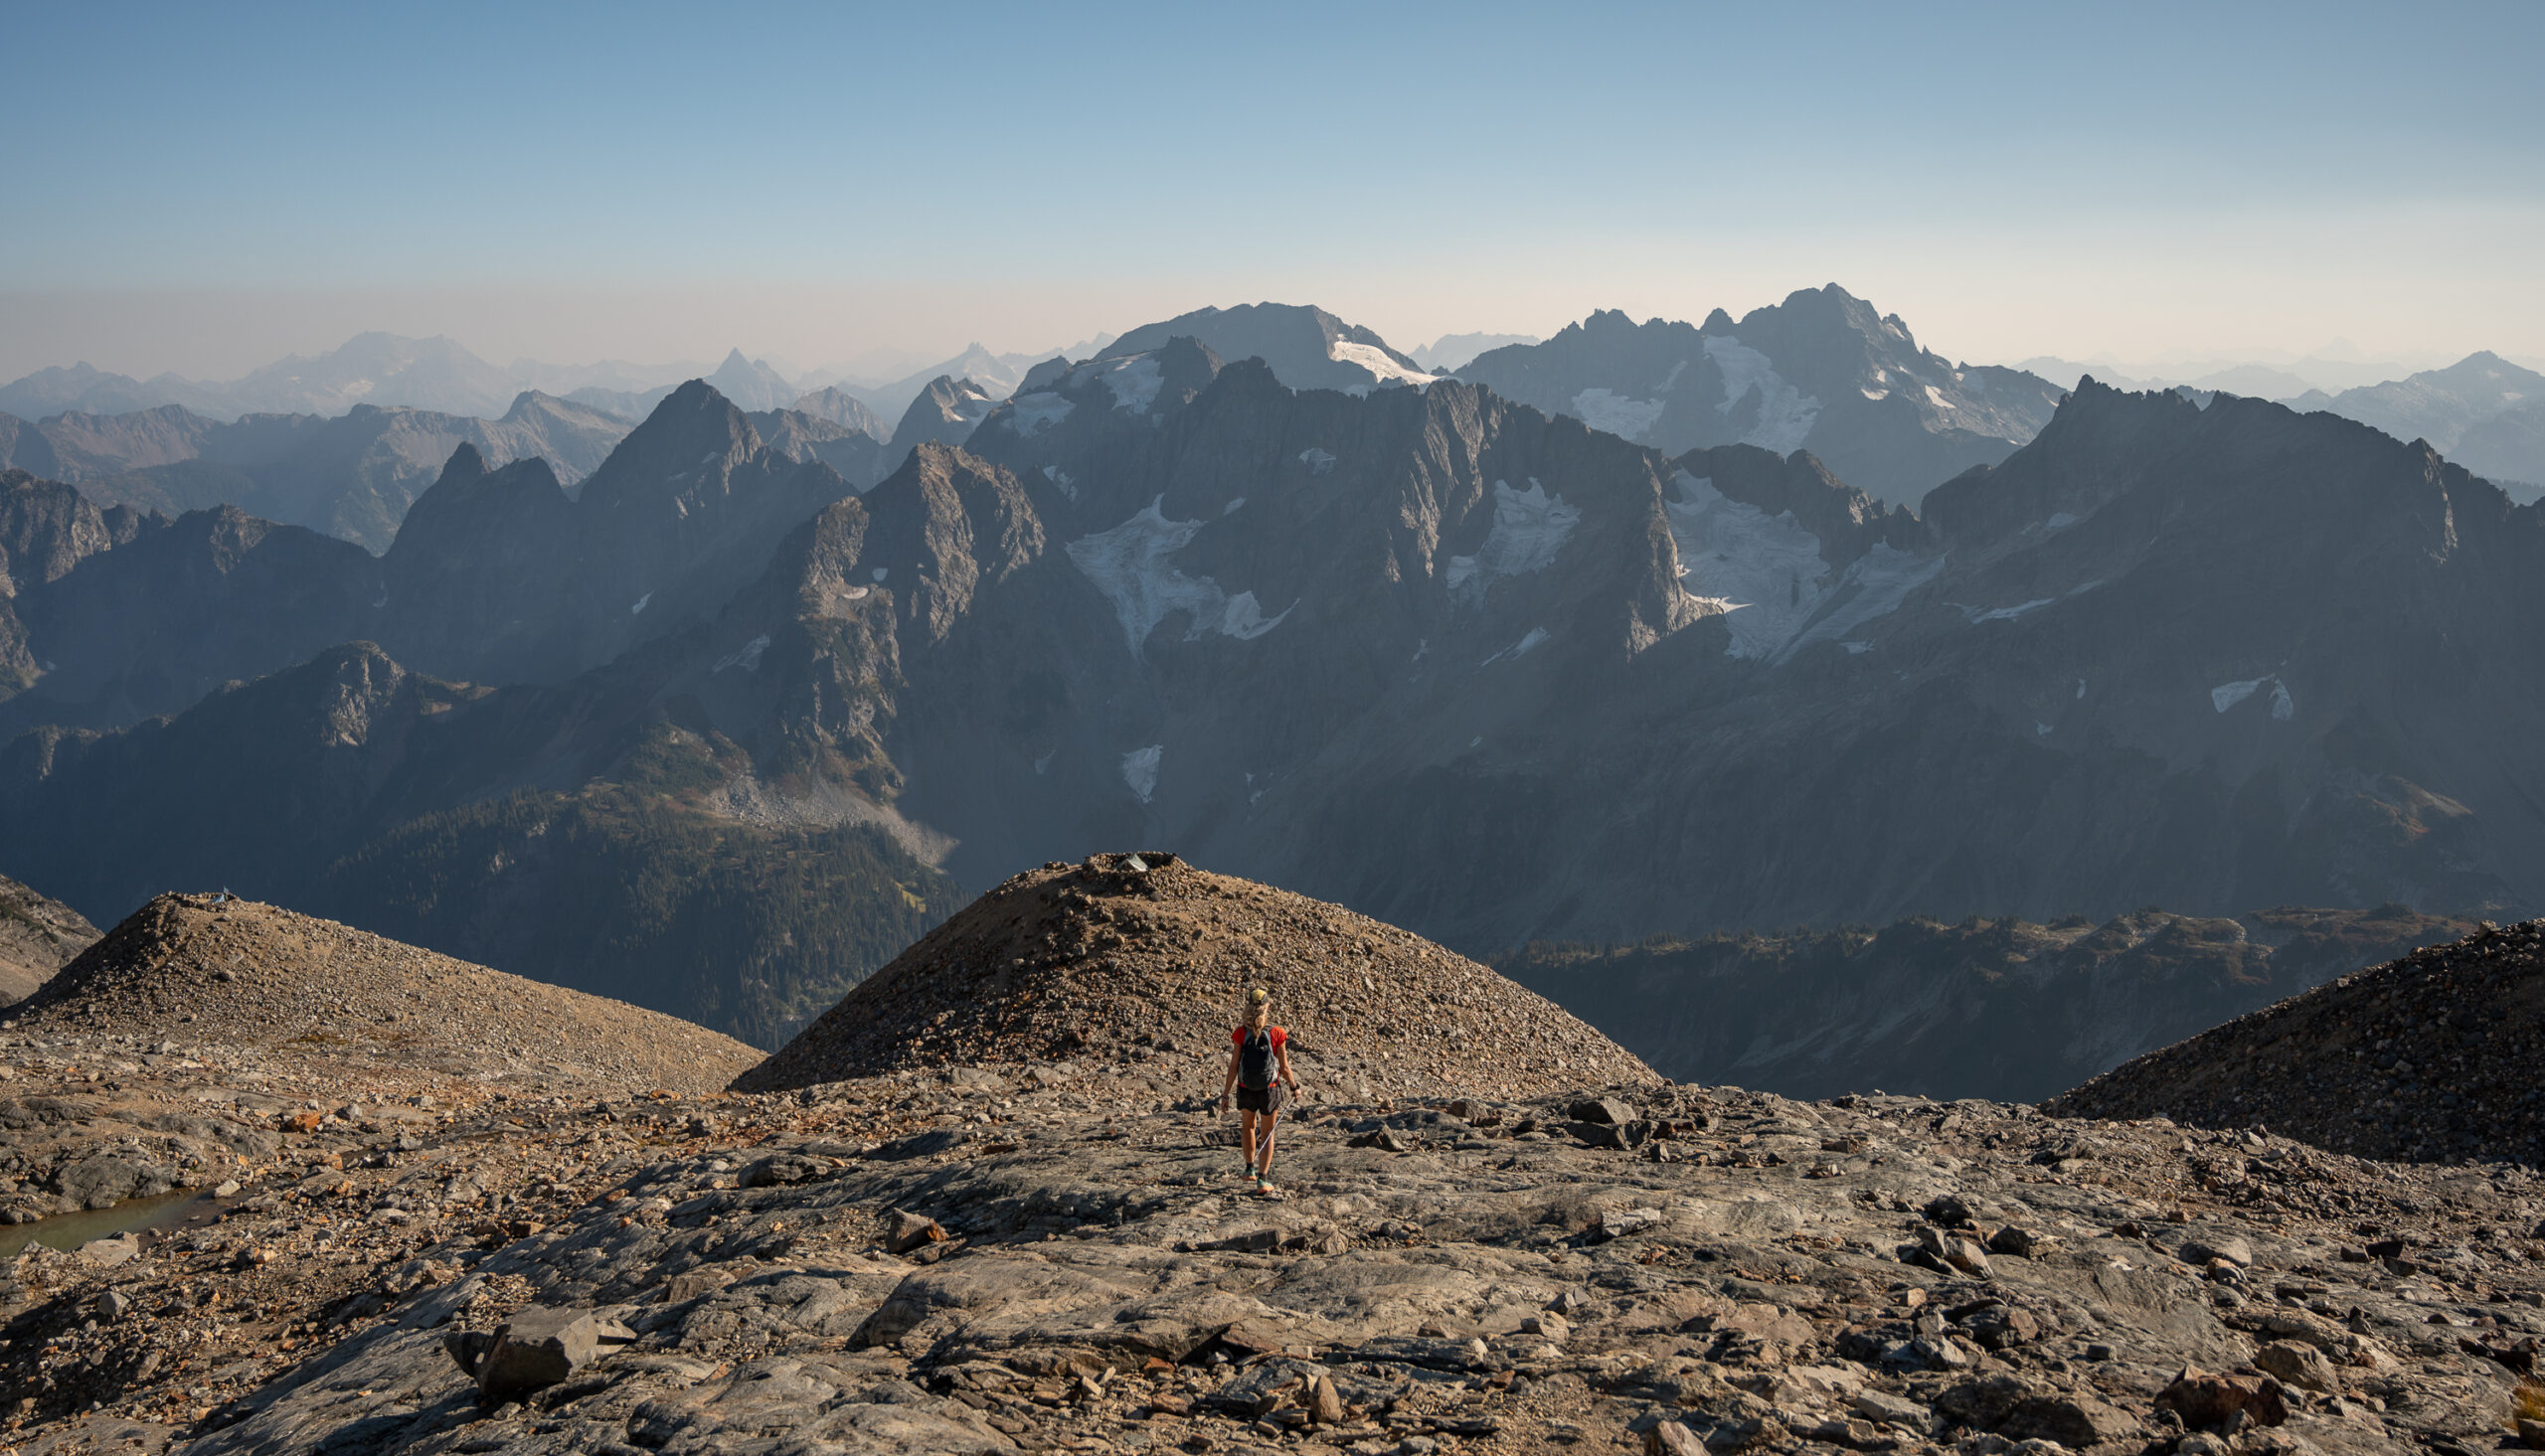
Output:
top-left (2047, 917), bottom-right (2545, 1164)
top-left (733, 853), bottom-right (1658, 1097)
top-left (8, 892), bottom-right (759, 1094)
top-left (0, 874), bottom-right (98, 1005)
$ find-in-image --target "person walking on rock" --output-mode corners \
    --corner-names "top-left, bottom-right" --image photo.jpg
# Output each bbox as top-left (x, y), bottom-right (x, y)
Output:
top-left (1221, 986), bottom-right (1300, 1196)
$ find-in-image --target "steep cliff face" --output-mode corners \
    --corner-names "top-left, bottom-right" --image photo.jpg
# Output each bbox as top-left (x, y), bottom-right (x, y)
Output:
top-left (0, 484), bottom-right (377, 734)
top-left (378, 381), bottom-right (859, 688)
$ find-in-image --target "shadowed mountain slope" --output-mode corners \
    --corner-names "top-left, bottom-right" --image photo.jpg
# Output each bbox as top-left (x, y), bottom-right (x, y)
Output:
top-left (1504, 904), bottom-right (2477, 1104)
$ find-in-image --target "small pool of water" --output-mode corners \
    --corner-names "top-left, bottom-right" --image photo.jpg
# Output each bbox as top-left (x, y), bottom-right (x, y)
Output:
top-left (0, 1188), bottom-right (220, 1260)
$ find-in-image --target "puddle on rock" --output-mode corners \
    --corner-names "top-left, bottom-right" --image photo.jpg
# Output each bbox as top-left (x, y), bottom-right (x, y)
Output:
top-left (0, 1187), bottom-right (220, 1259)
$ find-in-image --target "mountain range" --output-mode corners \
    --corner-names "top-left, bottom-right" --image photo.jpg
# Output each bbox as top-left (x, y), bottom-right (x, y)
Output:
top-left (1454, 286), bottom-right (2067, 508)
top-left (0, 392), bottom-right (636, 551)
top-left (0, 333), bottom-right (529, 422)
top-left (2, 296), bottom-right (2542, 1057)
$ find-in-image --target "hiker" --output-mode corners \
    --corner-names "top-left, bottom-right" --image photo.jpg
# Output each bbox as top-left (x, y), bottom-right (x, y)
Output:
top-left (1220, 985), bottom-right (1300, 1196)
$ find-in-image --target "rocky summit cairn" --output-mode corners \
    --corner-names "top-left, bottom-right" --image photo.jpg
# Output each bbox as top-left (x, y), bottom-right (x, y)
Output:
top-left (2048, 916), bottom-right (2545, 1165)
top-left (732, 853), bottom-right (1658, 1097)
top-left (8, 891), bottom-right (760, 1095)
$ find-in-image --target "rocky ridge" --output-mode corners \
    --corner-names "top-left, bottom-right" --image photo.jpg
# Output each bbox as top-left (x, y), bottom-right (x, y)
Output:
top-left (0, 874), bottom-right (96, 1005)
top-left (9, 893), bottom-right (760, 1100)
top-left (1456, 288), bottom-right (2065, 506)
top-left (735, 853), bottom-right (1657, 1099)
top-left (2048, 917), bottom-right (2545, 1167)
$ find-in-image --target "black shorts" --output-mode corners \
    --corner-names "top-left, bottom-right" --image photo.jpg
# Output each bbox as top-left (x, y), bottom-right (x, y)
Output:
top-left (1236, 1084), bottom-right (1284, 1114)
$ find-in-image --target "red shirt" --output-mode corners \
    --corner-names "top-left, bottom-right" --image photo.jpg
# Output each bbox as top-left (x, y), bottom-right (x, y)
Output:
top-left (1233, 1026), bottom-right (1286, 1052)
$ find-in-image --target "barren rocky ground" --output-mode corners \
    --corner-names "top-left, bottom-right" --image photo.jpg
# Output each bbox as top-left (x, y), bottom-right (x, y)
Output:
top-left (1, 888), bottom-right (2540, 1456)
top-left (6, 1051), bottom-right (2543, 1456)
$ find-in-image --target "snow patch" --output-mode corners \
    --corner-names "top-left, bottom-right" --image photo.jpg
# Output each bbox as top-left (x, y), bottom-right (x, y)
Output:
top-left (1842, 641), bottom-right (1874, 654)
top-left (1703, 336), bottom-right (1821, 453)
top-left (1859, 388), bottom-right (1890, 402)
top-left (1666, 471), bottom-right (1941, 662)
top-left (1329, 340), bottom-right (1439, 394)
top-left (2213, 675), bottom-right (2295, 720)
top-left (630, 591), bottom-right (653, 615)
top-left (1005, 391), bottom-right (1074, 435)
top-left (871, 567), bottom-right (888, 582)
top-left (1482, 627), bottom-right (1550, 666)
top-left (1446, 478), bottom-right (1581, 605)
top-left (1223, 497), bottom-right (1246, 516)
top-left (1570, 388), bottom-right (1666, 439)
top-left (1963, 597), bottom-right (2057, 624)
top-left (1217, 590), bottom-right (1292, 640)
top-left (1095, 355), bottom-right (1165, 413)
top-left (2045, 512), bottom-right (2079, 531)
top-left (1039, 464), bottom-right (1078, 501)
top-left (1067, 497), bottom-right (1291, 652)
top-left (1298, 447), bottom-right (1336, 475)
top-left (1925, 386), bottom-right (1953, 409)
top-left (712, 634), bottom-right (771, 674)
top-left (2211, 679), bottom-right (2262, 712)
top-left (1120, 745), bottom-right (1162, 804)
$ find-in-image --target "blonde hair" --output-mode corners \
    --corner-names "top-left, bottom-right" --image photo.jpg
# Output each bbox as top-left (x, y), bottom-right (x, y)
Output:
top-left (1246, 986), bottom-right (1271, 1030)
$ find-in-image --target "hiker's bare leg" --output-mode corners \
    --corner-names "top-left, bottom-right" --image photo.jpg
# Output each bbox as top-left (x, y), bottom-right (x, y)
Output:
top-left (1240, 1110), bottom-right (1260, 1171)
top-left (1257, 1112), bottom-right (1280, 1183)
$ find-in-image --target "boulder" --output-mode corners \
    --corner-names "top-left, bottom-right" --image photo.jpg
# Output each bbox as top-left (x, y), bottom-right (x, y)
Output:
top-left (1851, 1389), bottom-right (1929, 1427)
top-left (472, 1307), bottom-right (637, 1401)
top-left (2001, 1390), bottom-right (2140, 1445)
top-left (2153, 1366), bottom-right (2289, 1430)
top-left (887, 1210), bottom-right (947, 1254)
top-left (1645, 1421), bottom-right (1704, 1456)
top-left (1922, 1194), bottom-right (1974, 1227)
top-left (2252, 1340), bottom-right (2340, 1393)
top-left (1570, 1098), bottom-right (1634, 1125)
top-left (2179, 1230), bottom-right (2254, 1268)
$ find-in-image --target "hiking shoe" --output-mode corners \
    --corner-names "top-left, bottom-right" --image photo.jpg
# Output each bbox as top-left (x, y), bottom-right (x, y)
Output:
top-left (1255, 1177), bottom-right (1277, 1197)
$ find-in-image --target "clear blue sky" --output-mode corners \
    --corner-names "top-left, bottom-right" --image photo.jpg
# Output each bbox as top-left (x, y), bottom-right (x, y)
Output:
top-left (4, 0), bottom-right (2539, 379)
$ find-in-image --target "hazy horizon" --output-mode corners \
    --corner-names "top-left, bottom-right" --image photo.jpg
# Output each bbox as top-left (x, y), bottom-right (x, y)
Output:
top-left (4, 2), bottom-right (2539, 385)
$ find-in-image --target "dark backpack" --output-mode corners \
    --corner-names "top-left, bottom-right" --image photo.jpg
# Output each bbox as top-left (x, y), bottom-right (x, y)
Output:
top-left (1238, 1029), bottom-right (1277, 1089)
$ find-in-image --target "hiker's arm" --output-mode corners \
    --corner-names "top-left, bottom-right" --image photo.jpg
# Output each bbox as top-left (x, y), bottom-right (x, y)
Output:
top-left (1220, 1045), bottom-right (1239, 1105)
top-left (1275, 1043), bottom-right (1299, 1095)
